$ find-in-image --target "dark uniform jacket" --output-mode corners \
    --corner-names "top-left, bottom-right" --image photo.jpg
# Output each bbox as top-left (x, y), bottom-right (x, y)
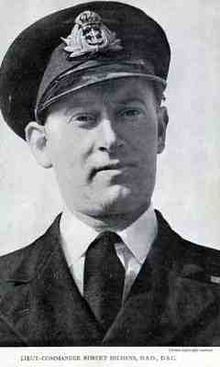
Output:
top-left (0, 211), bottom-right (220, 346)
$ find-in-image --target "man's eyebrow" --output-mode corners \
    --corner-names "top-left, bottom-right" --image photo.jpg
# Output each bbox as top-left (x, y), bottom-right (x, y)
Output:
top-left (108, 97), bottom-right (146, 108)
top-left (62, 100), bottom-right (97, 113)
top-left (61, 96), bottom-right (147, 114)
top-left (118, 98), bottom-right (145, 105)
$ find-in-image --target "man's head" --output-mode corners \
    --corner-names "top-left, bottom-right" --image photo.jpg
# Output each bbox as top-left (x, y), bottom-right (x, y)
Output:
top-left (0, 1), bottom-right (170, 229)
top-left (25, 77), bottom-right (168, 228)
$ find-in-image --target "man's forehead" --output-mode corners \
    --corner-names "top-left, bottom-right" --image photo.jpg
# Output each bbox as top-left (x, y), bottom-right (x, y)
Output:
top-left (48, 77), bottom-right (154, 110)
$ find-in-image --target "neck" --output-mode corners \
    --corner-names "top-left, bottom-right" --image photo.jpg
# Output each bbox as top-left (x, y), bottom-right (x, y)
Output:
top-left (68, 202), bottom-right (151, 232)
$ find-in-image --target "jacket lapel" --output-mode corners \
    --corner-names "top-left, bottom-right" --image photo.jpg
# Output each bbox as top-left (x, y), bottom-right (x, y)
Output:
top-left (0, 216), bottom-right (103, 346)
top-left (150, 270), bottom-right (218, 345)
top-left (103, 211), bottom-right (219, 345)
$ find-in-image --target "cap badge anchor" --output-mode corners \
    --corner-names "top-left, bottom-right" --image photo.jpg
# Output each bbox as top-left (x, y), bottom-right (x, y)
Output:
top-left (62, 10), bottom-right (123, 58)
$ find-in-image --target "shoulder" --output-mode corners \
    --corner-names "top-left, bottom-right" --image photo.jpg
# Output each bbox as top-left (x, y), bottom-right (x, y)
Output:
top-left (177, 237), bottom-right (220, 284)
top-left (0, 214), bottom-right (61, 280)
top-left (155, 210), bottom-right (220, 283)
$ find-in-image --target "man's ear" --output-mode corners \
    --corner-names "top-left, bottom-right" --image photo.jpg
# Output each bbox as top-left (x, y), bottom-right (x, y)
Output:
top-left (25, 121), bottom-right (52, 168)
top-left (157, 106), bottom-right (169, 154)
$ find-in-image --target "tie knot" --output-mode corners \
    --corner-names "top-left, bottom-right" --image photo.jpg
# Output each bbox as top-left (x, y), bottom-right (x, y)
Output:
top-left (97, 230), bottom-right (122, 243)
top-left (86, 231), bottom-right (122, 258)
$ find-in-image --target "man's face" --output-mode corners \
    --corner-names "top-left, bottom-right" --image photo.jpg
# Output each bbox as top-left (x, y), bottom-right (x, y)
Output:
top-left (39, 78), bottom-right (166, 223)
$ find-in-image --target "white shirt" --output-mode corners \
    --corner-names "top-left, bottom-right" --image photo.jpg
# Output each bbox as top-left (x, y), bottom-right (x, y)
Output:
top-left (60, 205), bottom-right (158, 300)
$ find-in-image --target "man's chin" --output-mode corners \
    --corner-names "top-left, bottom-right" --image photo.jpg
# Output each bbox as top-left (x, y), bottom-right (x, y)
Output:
top-left (68, 185), bottom-right (150, 229)
top-left (89, 185), bottom-right (134, 215)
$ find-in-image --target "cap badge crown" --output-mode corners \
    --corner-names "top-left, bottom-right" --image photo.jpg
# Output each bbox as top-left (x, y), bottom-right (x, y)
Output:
top-left (62, 10), bottom-right (123, 58)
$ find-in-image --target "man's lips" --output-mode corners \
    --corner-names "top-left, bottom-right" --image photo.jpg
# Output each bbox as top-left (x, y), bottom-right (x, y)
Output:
top-left (89, 161), bottom-right (135, 179)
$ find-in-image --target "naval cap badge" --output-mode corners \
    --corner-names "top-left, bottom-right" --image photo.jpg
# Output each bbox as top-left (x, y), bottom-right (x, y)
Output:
top-left (61, 10), bottom-right (123, 58)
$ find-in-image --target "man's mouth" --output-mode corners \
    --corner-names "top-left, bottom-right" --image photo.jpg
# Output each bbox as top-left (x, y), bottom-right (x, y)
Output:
top-left (89, 162), bottom-right (135, 180)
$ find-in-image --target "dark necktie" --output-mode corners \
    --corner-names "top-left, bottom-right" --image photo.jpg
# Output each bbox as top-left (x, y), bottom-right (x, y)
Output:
top-left (84, 231), bottom-right (125, 332)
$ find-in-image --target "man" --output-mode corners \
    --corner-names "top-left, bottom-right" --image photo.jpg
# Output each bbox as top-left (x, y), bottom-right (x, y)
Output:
top-left (0, 1), bottom-right (220, 346)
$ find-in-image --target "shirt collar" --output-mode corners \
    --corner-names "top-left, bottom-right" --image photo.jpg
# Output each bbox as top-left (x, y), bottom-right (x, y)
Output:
top-left (118, 205), bottom-right (157, 264)
top-left (60, 204), bottom-right (158, 267)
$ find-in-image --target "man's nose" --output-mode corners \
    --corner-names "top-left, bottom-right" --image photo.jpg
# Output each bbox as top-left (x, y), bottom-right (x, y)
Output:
top-left (98, 114), bottom-right (123, 152)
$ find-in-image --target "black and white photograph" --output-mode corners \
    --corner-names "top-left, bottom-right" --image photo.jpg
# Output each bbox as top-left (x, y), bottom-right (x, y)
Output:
top-left (0, 0), bottom-right (219, 360)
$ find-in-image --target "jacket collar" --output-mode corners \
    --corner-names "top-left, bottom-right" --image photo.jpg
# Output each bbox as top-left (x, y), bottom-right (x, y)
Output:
top-left (0, 212), bottom-right (218, 346)
top-left (0, 215), bottom-right (103, 345)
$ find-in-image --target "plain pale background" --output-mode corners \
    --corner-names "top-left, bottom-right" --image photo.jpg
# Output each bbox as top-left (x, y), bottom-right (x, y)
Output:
top-left (0, 0), bottom-right (219, 254)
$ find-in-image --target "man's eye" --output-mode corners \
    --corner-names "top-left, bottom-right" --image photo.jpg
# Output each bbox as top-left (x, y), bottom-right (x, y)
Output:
top-left (76, 114), bottom-right (95, 122)
top-left (69, 114), bottom-right (96, 125)
top-left (119, 108), bottom-right (144, 119)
